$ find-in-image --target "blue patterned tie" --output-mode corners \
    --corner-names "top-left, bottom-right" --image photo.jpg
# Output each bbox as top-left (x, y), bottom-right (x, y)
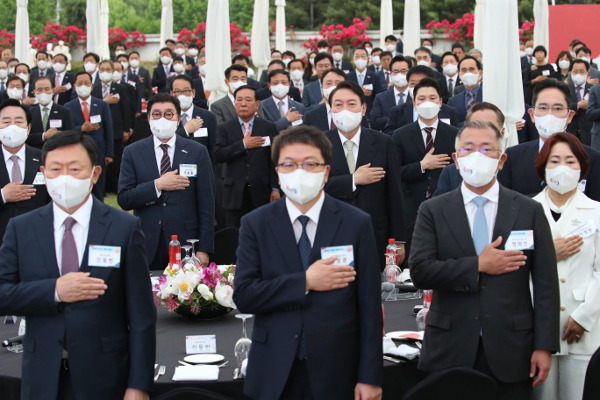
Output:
top-left (466, 91), bottom-right (475, 113)
top-left (472, 197), bottom-right (489, 255)
top-left (298, 215), bottom-right (311, 270)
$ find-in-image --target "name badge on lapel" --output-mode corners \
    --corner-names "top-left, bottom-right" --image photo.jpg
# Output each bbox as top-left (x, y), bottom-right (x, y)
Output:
top-left (568, 219), bottom-right (599, 239)
top-left (90, 115), bottom-right (102, 124)
top-left (179, 164), bottom-right (197, 177)
top-left (49, 119), bottom-right (62, 129)
top-left (88, 245), bottom-right (121, 268)
top-left (194, 128), bottom-right (208, 137)
top-left (32, 172), bottom-right (45, 185)
top-left (261, 136), bottom-right (271, 147)
top-left (64, 83), bottom-right (72, 90)
top-left (321, 245), bottom-right (355, 266)
top-left (505, 231), bottom-right (534, 251)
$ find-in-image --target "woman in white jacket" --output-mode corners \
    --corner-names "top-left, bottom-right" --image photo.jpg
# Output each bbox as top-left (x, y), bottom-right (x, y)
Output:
top-left (532, 132), bottom-right (600, 400)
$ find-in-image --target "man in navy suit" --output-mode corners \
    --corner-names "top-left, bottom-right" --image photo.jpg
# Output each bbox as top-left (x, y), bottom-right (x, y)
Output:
top-left (302, 53), bottom-right (333, 110)
top-left (324, 81), bottom-right (405, 266)
top-left (331, 44), bottom-right (353, 72)
top-left (438, 52), bottom-right (462, 103)
top-left (118, 93), bottom-right (215, 269)
top-left (65, 72), bottom-right (114, 201)
top-left (392, 78), bottom-right (459, 225)
top-left (370, 55), bottom-right (411, 131)
top-left (80, 52), bottom-right (103, 99)
top-left (233, 125), bottom-right (383, 400)
top-left (288, 58), bottom-right (310, 96)
top-left (448, 56), bottom-right (483, 124)
top-left (303, 68), bottom-right (348, 132)
top-left (50, 53), bottom-right (75, 106)
top-left (256, 60), bottom-right (302, 103)
top-left (232, 54), bottom-right (262, 90)
top-left (13, 63), bottom-right (36, 106)
top-left (567, 59), bottom-right (593, 145)
top-left (0, 131), bottom-right (156, 400)
top-left (152, 47), bottom-right (176, 93)
top-left (29, 50), bottom-right (55, 83)
top-left (499, 78), bottom-right (600, 202)
top-left (26, 76), bottom-right (74, 149)
top-left (260, 69), bottom-right (306, 133)
top-left (347, 47), bottom-right (384, 122)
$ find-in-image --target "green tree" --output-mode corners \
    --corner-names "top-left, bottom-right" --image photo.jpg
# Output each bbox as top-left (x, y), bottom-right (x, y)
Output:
top-left (0, 0), bottom-right (56, 35)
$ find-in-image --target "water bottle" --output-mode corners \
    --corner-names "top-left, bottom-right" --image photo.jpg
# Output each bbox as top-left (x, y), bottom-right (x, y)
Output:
top-left (416, 290), bottom-right (433, 331)
top-left (385, 238), bottom-right (398, 265)
top-left (169, 235), bottom-right (181, 269)
top-left (383, 254), bottom-right (401, 283)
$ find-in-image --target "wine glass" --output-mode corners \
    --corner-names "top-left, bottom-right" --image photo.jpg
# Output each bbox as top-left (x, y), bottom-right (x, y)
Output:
top-left (187, 239), bottom-right (202, 267)
top-left (181, 245), bottom-right (193, 269)
top-left (234, 314), bottom-right (253, 368)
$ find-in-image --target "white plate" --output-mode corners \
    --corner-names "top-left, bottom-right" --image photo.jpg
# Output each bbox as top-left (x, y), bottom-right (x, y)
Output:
top-left (183, 354), bottom-right (225, 364)
top-left (385, 331), bottom-right (423, 341)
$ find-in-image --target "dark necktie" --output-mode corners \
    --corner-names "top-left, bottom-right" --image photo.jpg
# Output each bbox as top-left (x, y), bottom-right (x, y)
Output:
top-left (0, 80), bottom-right (5, 94)
top-left (160, 143), bottom-right (171, 175)
top-left (40, 70), bottom-right (44, 77)
top-left (385, 71), bottom-right (390, 84)
top-left (448, 78), bottom-right (454, 96)
top-left (466, 91), bottom-right (475, 113)
top-left (296, 215), bottom-right (311, 359)
top-left (61, 217), bottom-right (79, 275)
top-left (424, 127), bottom-right (434, 199)
top-left (578, 86), bottom-right (584, 102)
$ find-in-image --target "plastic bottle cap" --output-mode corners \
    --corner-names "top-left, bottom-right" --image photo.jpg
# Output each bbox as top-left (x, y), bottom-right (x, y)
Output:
top-left (388, 238), bottom-right (395, 244)
top-left (171, 235), bottom-right (177, 239)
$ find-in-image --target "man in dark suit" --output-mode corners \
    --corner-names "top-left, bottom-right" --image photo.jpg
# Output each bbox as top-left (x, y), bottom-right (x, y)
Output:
top-left (26, 76), bottom-right (74, 149)
top-left (288, 58), bottom-right (310, 96)
top-left (587, 78), bottom-right (600, 151)
top-left (393, 78), bottom-right (458, 225)
top-left (448, 56), bottom-right (483, 124)
top-left (331, 44), bottom-right (353, 72)
top-left (233, 125), bottom-right (383, 400)
top-left (0, 99), bottom-right (50, 245)
top-left (256, 60), bottom-right (302, 103)
top-left (50, 53), bottom-right (75, 106)
top-left (126, 51), bottom-right (154, 143)
top-left (152, 47), bottom-right (176, 94)
top-left (303, 68), bottom-right (350, 132)
top-left (213, 86), bottom-right (279, 228)
top-left (347, 47), bottom-right (384, 122)
top-left (414, 47), bottom-right (444, 80)
top-left (438, 52), bottom-right (462, 103)
top-left (422, 39), bottom-right (442, 72)
top-left (0, 131), bottom-right (156, 400)
top-left (65, 72), bottom-right (114, 201)
top-left (210, 65), bottom-right (264, 123)
top-left (81, 52), bottom-right (103, 99)
top-left (302, 53), bottom-right (333, 110)
top-left (118, 93), bottom-right (215, 269)
top-left (13, 63), bottom-right (36, 106)
top-left (30, 50), bottom-right (55, 82)
top-left (499, 78), bottom-right (600, 201)
top-left (324, 81), bottom-right (405, 266)
top-left (0, 60), bottom-right (8, 96)
top-left (370, 55), bottom-right (411, 131)
top-left (568, 59), bottom-right (593, 145)
top-left (232, 54), bottom-right (262, 90)
top-left (113, 61), bottom-right (137, 141)
top-left (260, 69), bottom-right (306, 133)
top-left (410, 121), bottom-right (559, 400)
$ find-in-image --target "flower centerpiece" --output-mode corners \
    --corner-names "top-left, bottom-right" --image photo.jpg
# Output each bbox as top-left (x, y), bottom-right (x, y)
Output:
top-left (154, 262), bottom-right (236, 319)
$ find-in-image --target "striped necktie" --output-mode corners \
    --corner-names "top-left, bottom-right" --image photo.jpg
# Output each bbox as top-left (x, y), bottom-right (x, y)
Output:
top-left (159, 144), bottom-right (171, 175)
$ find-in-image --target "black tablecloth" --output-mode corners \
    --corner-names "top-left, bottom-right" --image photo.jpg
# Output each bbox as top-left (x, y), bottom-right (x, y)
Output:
top-left (0, 299), bottom-right (423, 399)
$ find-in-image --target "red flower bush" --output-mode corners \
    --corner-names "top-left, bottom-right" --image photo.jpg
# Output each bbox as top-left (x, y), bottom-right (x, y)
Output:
top-left (109, 27), bottom-right (146, 50)
top-left (0, 30), bottom-right (16, 50)
top-left (269, 21), bottom-right (297, 45)
top-left (178, 22), bottom-right (250, 57)
top-left (30, 21), bottom-right (86, 51)
top-left (426, 13), bottom-right (474, 47)
top-left (519, 20), bottom-right (535, 42)
top-left (302, 17), bottom-right (371, 55)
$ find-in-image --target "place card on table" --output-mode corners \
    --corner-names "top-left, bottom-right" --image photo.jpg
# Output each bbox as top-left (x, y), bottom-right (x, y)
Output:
top-left (186, 334), bottom-right (217, 354)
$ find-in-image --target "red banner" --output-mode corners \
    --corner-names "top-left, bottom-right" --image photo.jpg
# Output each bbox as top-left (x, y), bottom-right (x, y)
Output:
top-left (549, 4), bottom-right (600, 61)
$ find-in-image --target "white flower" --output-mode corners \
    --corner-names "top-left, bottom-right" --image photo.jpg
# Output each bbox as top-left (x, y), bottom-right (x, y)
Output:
top-left (171, 271), bottom-right (198, 301)
top-left (197, 284), bottom-right (214, 301)
top-left (215, 282), bottom-right (236, 309)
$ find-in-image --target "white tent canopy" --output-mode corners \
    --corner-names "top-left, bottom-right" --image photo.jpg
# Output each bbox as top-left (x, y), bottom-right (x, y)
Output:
top-left (403, 0), bottom-right (420, 56)
top-left (482, 0), bottom-right (524, 148)
top-left (99, 0), bottom-right (110, 60)
top-left (86, 0), bottom-right (101, 56)
top-left (251, 0), bottom-right (271, 78)
top-left (474, 0), bottom-right (484, 55)
top-left (14, 0), bottom-right (30, 65)
top-left (160, 0), bottom-right (174, 49)
top-left (533, 0), bottom-right (550, 57)
top-left (205, 0), bottom-right (232, 104)
top-left (380, 0), bottom-right (394, 49)
top-left (275, 0), bottom-right (286, 52)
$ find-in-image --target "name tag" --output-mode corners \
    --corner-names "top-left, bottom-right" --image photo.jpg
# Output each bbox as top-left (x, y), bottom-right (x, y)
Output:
top-left (321, 245), bottom-right (355, 266)
top-left (33, 172), bottom-right (45, 185)
top-left (88, 245), bottom-right (121, 268)
top-left (261, 136), bottom-right (271, 147)
top-left (112, 93), bottom-right (120, 99)
top-left (363, 83), bottom-right (374, 90)
top-left (186, 334), bottom-right (217, 354)
top-left (578, 179), bottom-right (587, 192)
top-left (291, 119), bottom-right (303, 126)
top-left (63, 82), bottom-right (72, 90)
top-left (440, 118), bottom-right (451, 125)
top-left (569, 219), bottom-right (599, 239)
top-left (542, 70), bottom-right (550, 76)
top-left (90, 115), bottom-right (102, 124)
top-left (141, 99), bottom-right (148, 113)
top-left (585, 93), bottom-right (590, 101)
top-left (49, 119), bottom-right (62, 128)
top-left (194, 128), bottom-right (208, 137)
top-left (343, 70), bottom-right (350, 74)
top-left (505, 230), bottom-right (534, 251)
top-left (127, 80), bottom-right (136, 88)
top-left (179, 164), bottom-right (197, 177)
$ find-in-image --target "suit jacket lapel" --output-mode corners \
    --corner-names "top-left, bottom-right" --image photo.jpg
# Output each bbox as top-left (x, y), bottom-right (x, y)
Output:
top-left (80, 199), bottom-right (111, 271)
top-left (441, 188), bottom-right (476, 255)
top-left (172, 136), bottom-right (190, 168)
top-left (327, 131), bottom-right (350, 174)
top-left (141, 137), bottom-right (161, 179)
top-left (310, 195), bottom-right (342, 262)
top-left (36, 204), bottom-right (60, 278)
top-left (409, 123), bottom-right (426, 155)
top-left (492, 186), bottom-right (521, 246)
top-left (23, 146), bottom-right (40, 184)
top-left (356, 129), bottom-right (376, 167)
top-left (0, 150), bottom-right (9, 185)
top-left (268, 200), bottom-right (303, 273)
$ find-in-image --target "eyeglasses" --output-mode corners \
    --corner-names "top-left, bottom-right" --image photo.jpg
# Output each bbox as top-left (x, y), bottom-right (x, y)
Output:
top-left (534, 106), bottom-right (569, 117)
top-left (150, 111), bottom-right (177, 120)
top-left (276, 162), bottom-right (327, 173)
top-left (391, 69), bottom-right (409, 75)
top-left (458, 148), bottom-right (500, 155)
top-left (172, 89), bottom-right (193, 96)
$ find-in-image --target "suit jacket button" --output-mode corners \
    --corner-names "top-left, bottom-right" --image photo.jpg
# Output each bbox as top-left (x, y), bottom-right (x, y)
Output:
top-left (65, 307), bottom-right (71, 312)
top-left (162, 203), bottom-right (167, 207)
top-left (293, 334), bottom-right (298, 340)
top-left (158, 220), bottom-right (162, 225)
top-left (560, 278), bottom-right (566, 283)
top-left (474, 315), bottom-right (479, 320)
top-left (560, 306), bottom-right (566, 311)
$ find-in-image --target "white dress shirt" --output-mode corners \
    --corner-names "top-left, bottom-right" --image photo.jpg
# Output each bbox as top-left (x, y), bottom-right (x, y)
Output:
top-left (153, 134), bottom-right (177, 197)
top-left (461, 180), bottom-right (500, 245)
top-left (227, 92), bottom-right (235, 106)
top-left (1, 145), bottom-right (26, 203)
top-left (393, 86), bottom-right (407, 105)
top-left (286, 191), bottom-right (325, 246)
top-left (78, 96), bottom-right (91, 113)
top-left (272, 95), bottom-right (289, 116)
top-left (418, 118), bottom-right (439, 146)
top-left (326, 103), bottom-right (333, 127)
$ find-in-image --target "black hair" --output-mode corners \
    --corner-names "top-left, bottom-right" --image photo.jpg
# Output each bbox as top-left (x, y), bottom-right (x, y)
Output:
top-left (147, 92), bottom-right (181, 116)
top-left (328, 80), bottom-right (366, 107)
top-left (413, 77), bottom-right (441, 98)
top-left (406, 65), bottom-right (435, 82)
top-left (170, 74), bottom-right (194, 91)
top-left (272, 125), bottom-right (332, 165)
top-left (532, 78), bottom-right (571, 107)
top-left (42, 130), bottom-right (98, 167)
top-left (0, 98), bottom-right (32, 125)
top-left (458, 55), bottom-right (482, 71)
top-left (225, 64), bottom-right (247, 80)
top-left (268, 69), bottom-right (290, 83)
top-left (83, 52), bottom-right (100, 63)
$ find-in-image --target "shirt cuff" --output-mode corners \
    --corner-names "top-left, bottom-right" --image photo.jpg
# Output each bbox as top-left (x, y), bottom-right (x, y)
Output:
top-left (420, 162), bottom-right (425, 173)
top-left (54, 288), bottom-right (62, 303)
top-left (154, 181), bottom-right (161, 198)
top-left (352, 175), bottom-right (357, 192)
top-left (1, 188), bottom-right (6, 203)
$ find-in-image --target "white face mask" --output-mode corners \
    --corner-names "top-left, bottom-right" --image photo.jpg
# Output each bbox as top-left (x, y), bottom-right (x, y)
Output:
top-left (290, 69), bottom-right (304, 81)
top-left (52, 62), bottom-right (66, 73)
top-left (99, 71), bottom-right (113, 83)
top-left (129, 59), bottom-right (140, 68)
top-left (322, 86), bottom-right (335, 101)
top-left (424, 45), bottom-right (433, 52)
top-left (0, 125), bottom-right (28, 148)
top-left (150, 117), bottom-right (178, 139)
top-left (75, 85), bottom-right (92, 99)
top-left (282, 59), bottom-right (291, 67)
top-left (535, 114), bottom-right (568, 139)
top-left (457, 152), bottom-right (500, 188)
top-left (36, 92), bottom-right (53, 106)
top-left (372, 55), bottom-right (381, 65)
top-left (247, 67), bottom-right (255, 78)
top-left (119, 61), bottom-right (129, 71)
top-left (17, 73), bottom-right (29, 83)
top-left (279, 169), bottom-right (325, 205)
top-left (332, 110), bottom-right (362, 132)
top-left (416, 101), bottom-right (440, 120)
top-left (391, 73), bottom-right (408, 88)
top-left (115, 50), bottom-right (126, 56)
top-left (37, 60), bottom-right (48, 70)
top-left (386, 44), bottom-right (396, 52)
top-left (271, 84), bottom-right (289, 99)
top-left (332, 52), bottom-right (343, 62)
top-left (520, 50), bottom-right (527, 58)
top-left (407, 86), bottom-right (414, 99)
top-left (112, 71), bottom-right (123, 82)
top-left (417, 60), bottom-right (431, 67)
top-left (525, 48), bottom-right (534, 56)
top-left (558, 60), bottom-right (571, 70)
top-left (572, 73), bottom-right (587, 86)
top-left (9, 67), bottom-right (15, 75)
top-left (0, 69), bottom-right (7, 79)
top-left (173, 63), bottom-right (184, 73)
top-left (545, 166), bottom-right (581, 195)
top-left (199, 64), bottom-right (207, 76)
top-left (366, 47), bottom-right (373, 55)
top-left (177, 94), bottom-right (193, 110)
top-left (58, 40), bottom-right (64, 46)
top-left (84, 62), bottom-right (97, 73)
top-left (443, 64), bottom-right (458, 76)
top-left (580, 56), bottom-right (591, 64)
top-left (460, 72), bottom-right (480, 87)
top-left (7, 88), bottom-right (23, 100)
top-left (309, 58), bottom-right (315, 66)
top-left (318, 48), bottom-right (328, 53)
top-left (229, 80), bottom-right (246, 94)
top-left (354, 59), bottom-right (368, 70)
top-left (189, 48), bottom-right (199, 57)
top-left (160, 56), bottom-right (172, 65)
top-left (45, 170), bottom-right (94, 210)
top-left (174, 48), bottom-right (185, 56)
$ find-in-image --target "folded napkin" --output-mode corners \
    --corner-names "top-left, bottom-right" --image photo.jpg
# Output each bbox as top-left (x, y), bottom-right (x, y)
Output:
top-left (385, 344), bottom-right (420, 360)
top-left (172, 365), bottom-right (219, 381)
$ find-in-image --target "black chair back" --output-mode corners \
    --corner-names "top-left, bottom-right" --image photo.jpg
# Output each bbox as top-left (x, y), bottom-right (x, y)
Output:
top-left (212, 227), bottom-right (239, 265)
top-left (402, 367), bottom-right (497, 400)
top-left (583, 345), bottom-right (600, 400)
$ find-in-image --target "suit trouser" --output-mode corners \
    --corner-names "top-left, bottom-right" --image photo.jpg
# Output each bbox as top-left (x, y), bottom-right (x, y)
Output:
top-left (473, 337), bottom-right (533, 400)
top-left (225, 184), bottom-right (256, 229)
top-left (105, 140), bottom-right (124, 193)
top-left (280, 358), bottom-right (314, 400)
top-left (57, 359), bottom-right (76, 400)
top-left (532, 354), bottom-right (590, 400)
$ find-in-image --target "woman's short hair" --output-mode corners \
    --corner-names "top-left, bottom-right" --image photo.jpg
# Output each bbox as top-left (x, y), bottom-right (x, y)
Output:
top-left (535, 132), bottom-right (590, 181)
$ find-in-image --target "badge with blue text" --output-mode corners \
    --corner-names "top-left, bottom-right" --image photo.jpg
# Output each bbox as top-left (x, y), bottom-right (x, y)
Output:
top-left (568, 219), bottom-right (599, 239)
top-left (320, 245), bottom-right (355, 266)
top-left (32, 172), bottom-right (45, 185)
top-left (505, 230), bottom-right (534, 251)
top-left (179, 164), bottom-right (197, 177)
top-left (88, 245), bottom-right (121, 268)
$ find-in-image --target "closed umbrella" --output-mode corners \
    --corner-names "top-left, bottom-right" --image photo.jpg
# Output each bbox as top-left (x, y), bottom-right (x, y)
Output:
top-left (275, 0), bottom-right (286, 52)
top-left (482, 0), bottom-right (524, 148)
top-left (99, 0), bottom-right (110, 60)
top-left (251, 0), bottom-right (271, 80)
top-left (205, 0), bottom-right (232, 104)
top-left (403, 0), bottom-right (420, 56)
top-left (160, 0), bottom-right (174, 49)
top-left (380, 0), bottom-right (394, 49)
top-left (14, 0), bottom-right (30, 65)
top-left (533, 0), bottom-right (549, 57)
top-left (474, 0), bottom-right (484, 55)
top-left (86, 0), bottom-right (101, 55)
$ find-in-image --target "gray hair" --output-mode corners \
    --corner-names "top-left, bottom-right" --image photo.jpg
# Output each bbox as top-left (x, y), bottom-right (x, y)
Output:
top-left (455, 120), bottom-right (502, 151)
top-left (468, 48), bottom-right (482, 56)
top-left (99, 59), bottom-right (114, 69)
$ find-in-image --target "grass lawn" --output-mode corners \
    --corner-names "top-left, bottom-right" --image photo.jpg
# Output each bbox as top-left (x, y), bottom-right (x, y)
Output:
top-left (104, 193), bottom-right (131, 213)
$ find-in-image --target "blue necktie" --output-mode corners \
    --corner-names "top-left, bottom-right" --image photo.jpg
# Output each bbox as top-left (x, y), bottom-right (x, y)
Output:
top-left (472, 197), bottom-right (489, 255)
top-left (296, 215), bottom-right (311, 359)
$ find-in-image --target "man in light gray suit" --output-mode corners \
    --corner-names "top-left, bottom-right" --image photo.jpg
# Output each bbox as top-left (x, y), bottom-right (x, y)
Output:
top-left (210, 64), bottom-right (263, 124)
top-left (260, 69), bottom-right (306, 133)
